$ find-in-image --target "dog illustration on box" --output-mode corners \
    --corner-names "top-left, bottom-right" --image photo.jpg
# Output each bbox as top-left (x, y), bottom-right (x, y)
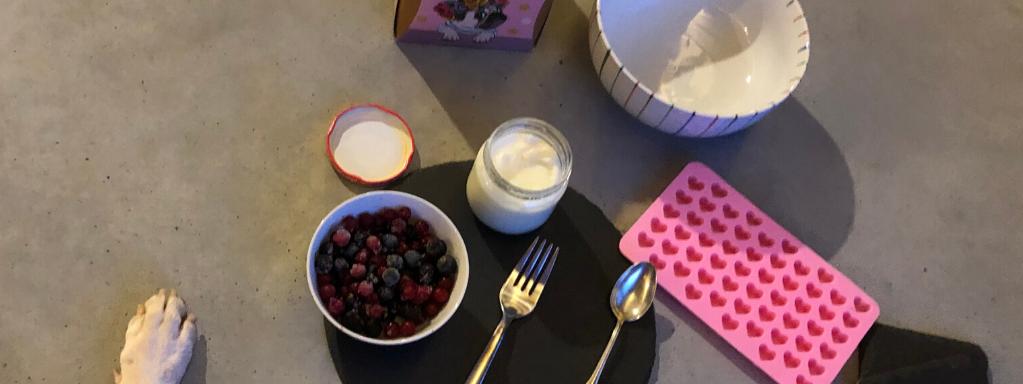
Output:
top-left (433, 0), bottom-right (509, 43)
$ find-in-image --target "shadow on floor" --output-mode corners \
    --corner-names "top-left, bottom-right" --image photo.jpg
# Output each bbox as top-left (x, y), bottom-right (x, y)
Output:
top-left (181, 335), bottom-right (207, 384)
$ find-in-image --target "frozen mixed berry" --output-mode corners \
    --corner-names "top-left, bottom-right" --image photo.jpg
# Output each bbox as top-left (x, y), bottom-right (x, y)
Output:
top-left (436, 255), bottom-right (457, 275)
top-left (432, 287), bottom-right (450, 304)
top-left (317, 273), bottom-right (332, 284)
top-left (358, 281), bottom-right (375, 297)
top-left (366, 292), bottom-right (379, 304)
top-left (418, 264), bottom-right (436, 285)
top-left (366, 235), bottom-right (381, 254)
top-left (400, 320), bottom-right (417, 336)
top-left (328, 297), bottom-right (345, 316)
top-left (365, 272), bottom-right (381, 287)
top-left (377, 286), bottom-right (395, 302)
top-left (425, 238), bottom-right (446, 258)
top-left (390, 218), bottom-right (407, 235)
top-left (399, 275), bottom-right (414, 290)
top-left (315, 254), bottom-right (333, 274)
top-left (332, 229), bottom-right (351, 247)
top-left (333, 258), bottom-right (350, 273)
top-left (403, 250), bottom-right (422, 268)
top-left (354, 249), bottom-right (369, 264)
top-left (340, 215), bottom-right (359, 232)
top-left (385, 254), bottom-right (404, 269)
top-left (381, 233), bottom-right (399, 249)
top-left (423, 302), bottom-right (440, 319)
top-left (343, 292), bottom-right (361, 310)
top-left (395, 242), bottom-right (409, 256)
top-left (357, 212), bottom-right (374, 229)
top-left (365, 320), bottom-right (382, 338)
top-left (351, 231), bottom-right (369, 248)
top-left (397, 206), bottom-right (412, 221)
top-left (414, 220), bottom-right (430, 237)
top-left (384, 321), bottom-right (401, 338)
top-left (437, 276), bottom-right (454, 291)
top-left (380, 208), bottom-right (398, 222)
top-left (401, 303), bottom-right (425, 324)
top-left (319, 241), bottom-right (335, 256)
top-left (413, 285), bottom-right (433, 305)
top-left (366, 304), bottom-right (385, 319)
top-left (400, 284), bottom-right (417, 302)
top-left (382, 268), bottom-right (401, 287)
top-left (318, 284), bottom-right (337, 302)
top-left (342, 309), bottom-right (364, 333)
top-left (349, 263), bottom-right (367, 279)
top-left (343, 244), bottom-right (359, 259)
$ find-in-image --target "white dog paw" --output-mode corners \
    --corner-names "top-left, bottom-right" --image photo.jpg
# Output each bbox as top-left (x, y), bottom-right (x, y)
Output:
top-left (474, 30), bottom-right (496, 43)
top-left (442, 30), bottom-right (460, 41)
top-left (115, 289), bottom-right (197, 384)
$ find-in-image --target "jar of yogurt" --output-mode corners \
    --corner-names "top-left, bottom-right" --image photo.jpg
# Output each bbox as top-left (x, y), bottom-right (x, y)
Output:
top-left (466, 118), bottom-right (572, 235)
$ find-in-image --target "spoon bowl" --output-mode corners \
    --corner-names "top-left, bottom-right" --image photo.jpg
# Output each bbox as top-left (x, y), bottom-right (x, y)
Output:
top-left (587, 262), bottom-right (657, 383)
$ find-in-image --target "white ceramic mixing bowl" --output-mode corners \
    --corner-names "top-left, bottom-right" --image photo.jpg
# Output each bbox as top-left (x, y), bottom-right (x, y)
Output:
top-left (589, 0), bottom-right (810, 137)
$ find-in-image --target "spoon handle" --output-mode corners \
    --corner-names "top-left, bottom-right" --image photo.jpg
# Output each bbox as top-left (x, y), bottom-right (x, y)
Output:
top-left (586, 319), bottom-right (624, 384)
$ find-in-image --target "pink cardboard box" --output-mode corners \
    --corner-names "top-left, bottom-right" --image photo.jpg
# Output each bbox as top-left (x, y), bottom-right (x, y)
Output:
top-left (394, 0), bottom-right (553, 52)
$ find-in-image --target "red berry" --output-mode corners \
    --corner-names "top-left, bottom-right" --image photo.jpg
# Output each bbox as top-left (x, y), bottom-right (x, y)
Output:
top-left (410, 241), bottom-right (421, 252)
top-left (327, 297), bottom-right (345, 316)
top-left (348, 282), bottom-right (360, 294)
top-left (358, 281), bottom-right (374, 297)
top-left (380, 208), bottom-right (398, 222)
top-left (401, 285), bottom-right (416, 301)
top-left (376, 266), bottom-right (388, 277)
top-left (424, 303), bottom-right (440, 318)
top-left (318, 284), bottom-right (337, 302)
top-left (350, 264), bottom-right (367, 279)
top-left (341, 215), bottom-right (359, 232)
top-left (366, 292), bottom-right (379, 304)
top-left (370, 254), bottom-right (386, 267)
top-left (413, 285), bottom-right (433, 305)
top-left (384, 322), bottom-right (401, 338)
top-left (397, 206), bottom-right (412, 221)
top-left (400, 320), bottom-right (417, 336)
top-left (399, 275), bottom-right (414, 289)
top-left (317, 273), bottom-right (332, 284)
top-left (355, 249), bottom-right (369, 264)
top-left (366, 236), bottom-right (381, 254)
top-left (432, 287), bottom-right (450, 304)
top-left (390, 218), bottom-right (407, 235)
top-left (414, 220), bottom-right (430, 236)
top-left (339, 285), bottom-right (351, 297)
top-left (357, 212), bottom-right (374, 229)
top-left (419, 234), bottom-right (433, 247)
top-left (366, 304), bottom-right (384, 319)
top-left (437, 276), bottom-right (454, 290)
top-left (332, 229), bottom-right (351, 247)
top-left (396, 242), bottom-right (409, 255)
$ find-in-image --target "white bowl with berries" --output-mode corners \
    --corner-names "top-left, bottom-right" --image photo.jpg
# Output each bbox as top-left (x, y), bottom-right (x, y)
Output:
top-left (307, 191), bottom-right (469, 345)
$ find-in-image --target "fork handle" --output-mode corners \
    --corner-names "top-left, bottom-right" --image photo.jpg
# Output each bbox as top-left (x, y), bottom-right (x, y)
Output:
top-left (465, 315), bottom-right (511, 384)
top-left (586, 319), bottom-right (624, 384)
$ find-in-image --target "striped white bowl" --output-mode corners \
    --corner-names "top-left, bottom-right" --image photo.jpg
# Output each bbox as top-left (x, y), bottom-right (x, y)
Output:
top-left (589, 0), bottom-right (810, 137)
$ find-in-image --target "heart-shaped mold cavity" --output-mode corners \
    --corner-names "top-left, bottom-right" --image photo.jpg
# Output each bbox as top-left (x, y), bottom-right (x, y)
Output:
top-left (782, 239), bottom-right (799, 254)
top-left (746, 247), bottom-right (764, 261)
top-left (806, 282), bottom-right (823, 298)
top-left (734, 225), bottom-right (752, 240)
top-left (759, 344), bottom-right (776, 361)
top-left (771, 328), bottom-right (788, 345)
top-left (832, 327), bottom-right (848, 344)
top-left (770, 290), bottom-right (787, 306)
top-left (688, 176), bottom-right (705, 191)
top-left (735, 297), bottom-right (752, 314)
top-left (710, 254), bottom-right (727, 269)
top-left (795, 335), bottom-right (812, 352)
top-left (698, 233), bottom-right (716, 247)
top-left (685, 283), bottom-right (703, 300)
top-left (808, 358), bottom-right (825, 376)
top-left (638, 232), bottom-right (655, 248)
top-left (747, 283), bottom-right (764, 299)
top-left (674, 224), bottom-right (692, 240)
top-left (722, 313), bottom-right (739, 330)
top-left (830, 289), bottom-right (846, 305)
top-left (758, 232), bottom-right (775, 247)
top-left (854, 297), bottom-right (872, 312)
top-left (819, 305), bottom-right (836, 321)
top-left (699, 197), bottom-right (717, 212)
top-left (784, 351), bottom-right (801, 368)
top-left (793, 260), bottom-right (811, 276)
top-left (710, 291), bottom-right (726, 307)
top-left (676, 189), bottom-right (694, 205)
top-left (843, 312), bottom-right (860, 328)
top-left (807, 320), bottom-right (824, 336)
top-left (662, 239), bottom-right (679, 255)
top-left (735, 260), bottom-right (752, 277)
top-left (723, 204), bottom-right (740, 219)
top-left (649, 254), bottom-right (667, 270)
top-left (818, 268), bottom-right (835, 283)
top-left (722, 240), bottom-right (739, 255)
top-left (770, 254), bottom-right (787, 269)
top-left (698, 268), bottom-right (715, 285)
top-left (796, 375), bottom-right (813, 384)
top-left (747, 211), bottom-right (763, 226)
top-left (747, 321), bottom-right (764, 337)
top-left (673, 261), bottom-right (691, 277)
top-left (722, 275), bottom-right (740, 292)
top-left (686, 246), bottom-right (703, 262)
top-left (758, 268), bottom-right (775, 284)
top-left (783, 313), bottom-right (800, 329)
top-left (759, 305), bottom-right (776, 322)
top-left (687, 211), bottom-right (704, 226)
top-left (820, 343), bottom-right (837, 359)
top-left (782, 275), bottom-right (799, 291)
top-left (710, 218), bottom-right (727, 233)
top-left (795, 297), bottom-right (812, 314)
top-left (663, 203), bottom-right (681, 218)
top-left (711, 183), bottom-right (729, 198)
top-left (650, 217), bottom-right (667, 233)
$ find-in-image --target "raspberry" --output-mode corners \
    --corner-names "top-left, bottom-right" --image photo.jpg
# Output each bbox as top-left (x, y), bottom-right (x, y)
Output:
top-left (366, 236), bottom-right (381, 254)
top-left (366, 292), bottom-right (379, 304)
top-left (397, 206), bottom-right (412, 221)
top-left (423, 302), bottom-right (440, 319)
top-left (400, 320), bottom-right (417, 336)
top-left (318, 284), bottom-right (337, 302)
top-left (369, 254), bottom-right (386, 267)
top-left (339, 285), bottom-right (351, 297)
top-left (380, 208), bottom-right (398, 222)
top-left (414, 220), bottom-right (430, 236)
top-left (395, 242), bottom-right (409, 256)
top-left (400, 284), bottom-right (416, 301)
top-left (349, 263), bottom-right (367, 279)
top-left (354, 249), bottom-right (369, 264)
top-left (399, 276), bottom-right (414, 290)
top-left (413, 285), bottom-right (433, 305)
top-left (332, 229), bottom-right (351, 247)
top-left (357, 212), bottom-right (374, 229)
top-left (384, 321), bottom-right (401, 338)
top-left (327, 297), bottom-right (345, 316)
top-left (390, 219), bottom-right (407, 235)
top-left (367, 304), bottom-right (384, 319)
top-left (340, 215), bottom-right (359, 232)
top-left (316, 273), bottom-right (332, 284)
top-left (431, 287), bottom-right (450, 304)
top-left (358, 281), bottom-right (374, 297)
top-left (409, 241), bottom-right (421, 253)
top-left (437, 276), bottom-right (454, 291)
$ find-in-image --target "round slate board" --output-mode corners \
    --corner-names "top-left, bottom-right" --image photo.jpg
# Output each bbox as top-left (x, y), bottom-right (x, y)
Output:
top-left (325, 161), bottom-right (655, 384)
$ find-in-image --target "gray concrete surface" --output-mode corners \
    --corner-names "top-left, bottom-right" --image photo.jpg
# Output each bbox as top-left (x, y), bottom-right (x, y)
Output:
top-left (1, 0), bottom-right (1020, 383)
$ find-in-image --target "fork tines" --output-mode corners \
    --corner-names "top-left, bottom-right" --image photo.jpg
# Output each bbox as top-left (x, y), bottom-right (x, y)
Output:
top-left (512, 237), bottom-right (560, 294)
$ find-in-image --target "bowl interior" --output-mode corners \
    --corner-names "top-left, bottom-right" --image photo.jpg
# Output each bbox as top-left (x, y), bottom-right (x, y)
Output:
top-left (307, 191), bottom-right (469, 346)
top-left (600, 0), bottom-right (809, 115)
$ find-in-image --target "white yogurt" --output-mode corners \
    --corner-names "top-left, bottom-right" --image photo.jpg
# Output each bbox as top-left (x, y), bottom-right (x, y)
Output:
top-left (466, 119), bottom-right (571, 235)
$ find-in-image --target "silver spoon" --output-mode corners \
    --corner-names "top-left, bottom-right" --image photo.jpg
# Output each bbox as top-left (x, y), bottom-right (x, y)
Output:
top-left (586, 262), bottom-right (657, 384)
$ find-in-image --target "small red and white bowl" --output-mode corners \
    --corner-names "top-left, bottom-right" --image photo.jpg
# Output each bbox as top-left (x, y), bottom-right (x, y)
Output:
top-left (326, 105), bottom-right (415, 184)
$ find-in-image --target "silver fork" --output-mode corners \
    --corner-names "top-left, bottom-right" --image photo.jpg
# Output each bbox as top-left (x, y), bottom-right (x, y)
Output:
top-left (465, 237), bottom-right (560, 384)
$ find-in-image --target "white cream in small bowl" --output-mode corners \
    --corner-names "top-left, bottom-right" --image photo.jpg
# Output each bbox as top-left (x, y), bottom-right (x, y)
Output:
top-left (327, 105), bottom-right (415, 184)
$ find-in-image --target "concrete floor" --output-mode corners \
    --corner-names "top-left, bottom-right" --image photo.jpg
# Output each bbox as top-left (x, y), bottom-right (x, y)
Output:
top-left (1, 0), bottom-right (1020, 383)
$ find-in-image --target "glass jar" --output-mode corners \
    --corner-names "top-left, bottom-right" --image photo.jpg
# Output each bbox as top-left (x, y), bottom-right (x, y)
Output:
top-left (466, 118), bottom-right (573, 235)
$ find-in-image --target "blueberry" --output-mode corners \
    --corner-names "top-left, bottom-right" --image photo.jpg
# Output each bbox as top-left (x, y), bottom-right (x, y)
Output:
top-left (364, 320), bottom-right (382, 337)
top-left (334, 258), bottom-right (350, 273)
top-left (315, 254), bottom-right (333, 274)
top-left (403, 250), bottom-right (422, 268)
top-left (418, 264), bottom-right (436, 285)
top-left (425, 238), bottom-right (447, 258)
top-left (352, 232), bottom-right (369, 248)
top-left (377, 285), bottom-right (395, 302)
top-left (385, 254), bottom-right (404, 269)
top-left (341, 309), bottom-right (365, 333)
top-left (436, 255), bottom-right (457, 275)
top-left (319, 241), bottom-right (335, 256)
top-left (381, 233), bottom-right (399, 249)
top-left (343, 244), bottom-right (360, 259)
top-left (382, 268), bottom-right (401, 287)
top-left (343, 292), bottom-right (361, 309)
top-left (400, 303), bottom-right (424, 324)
